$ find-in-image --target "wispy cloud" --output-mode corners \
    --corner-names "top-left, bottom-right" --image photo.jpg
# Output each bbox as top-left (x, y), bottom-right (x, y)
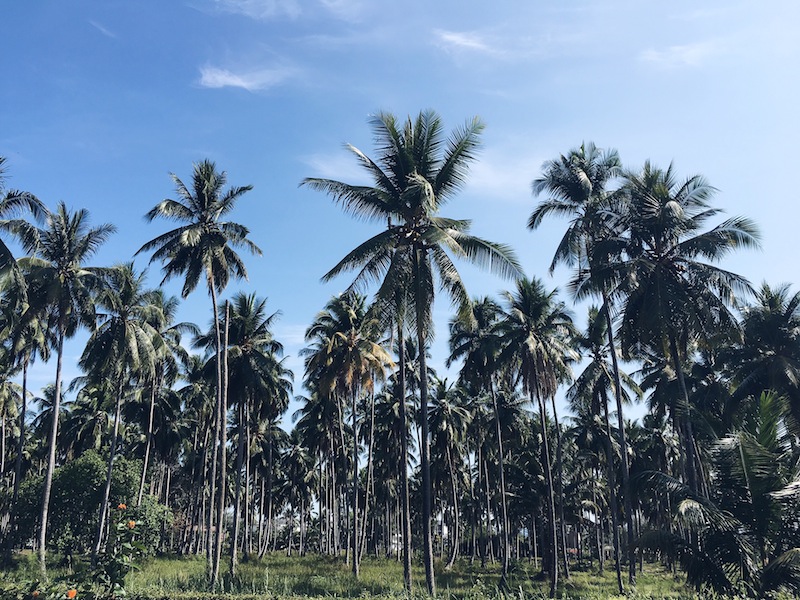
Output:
top-left (639, 40), bottom-right (721, 68)
top-left (319, 0), bottom-right (365, 21)
top-left (434, 29), bottom-right (499, 56)
top-left (464, 146), bottom-right (546, 204)
top-left (212, 0), bottom-right (301, 19)
top-left (198, 65), bottom-right (295, 91)
top-left (89, 20), bottom-right (116, 38)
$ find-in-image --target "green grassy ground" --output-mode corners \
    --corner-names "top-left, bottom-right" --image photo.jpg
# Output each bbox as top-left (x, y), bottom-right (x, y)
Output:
top-left (24, 550), bottom-right (798, 599)
top-left (6, 551), bottom-right (703, 599)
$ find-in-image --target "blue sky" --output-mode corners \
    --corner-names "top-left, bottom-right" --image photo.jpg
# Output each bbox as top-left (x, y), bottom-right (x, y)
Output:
top-left (3, 1), bottom-right (799, 424)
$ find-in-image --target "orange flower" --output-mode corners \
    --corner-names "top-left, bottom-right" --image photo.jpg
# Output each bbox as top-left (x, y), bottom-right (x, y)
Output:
top-left (127, 520), bottom-right (136, 529)
top-left (66, 589), bottom-right (77, 599)
top-left (117, 503), bottom-right (127, 510)
top-left (31, 591), bottom-right (40, 598)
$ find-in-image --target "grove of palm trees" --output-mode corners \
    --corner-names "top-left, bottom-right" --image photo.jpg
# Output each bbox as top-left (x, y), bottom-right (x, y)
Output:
top-left (1, 112), bottom-right (799, 600)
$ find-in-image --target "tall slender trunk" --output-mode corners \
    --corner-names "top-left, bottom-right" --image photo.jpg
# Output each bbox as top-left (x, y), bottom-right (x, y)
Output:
top-left (38, 327), bottom-right (65, 574)
top-left (668, 334), bottom-right (701, 495)
top-left (489, 383), bottom-right (510, 583)
top-left (413, 247), bottom-right (436, 596)
top-left (93, 380), bottom-right (125, 562)
top-left (206, 285), bottom-right (222, 580)
top-left (359, 390), bottom-right (375, 563)
top-left (534, 387), bottom-right (558, 597)
top-left (351, 385), bottom-right (360, 578)
top-left (603, 299), bottom-right (636, 586)
top-left (602, 391), bottom-right (624, 594)
top-left (230, 390), bottom-right (247, 575)
top-left (138, 384), bottom-right (158, 506)
top-left (212, 302), bottom-right (229, 586)
top-left (444, 442), bottom-right (460, 570)
top-left (12, 355), bottom-right (29, 507)
top-left (397, 319), bottom-right (412, 591)
top-left (550, 394), bottom-right (570, 581)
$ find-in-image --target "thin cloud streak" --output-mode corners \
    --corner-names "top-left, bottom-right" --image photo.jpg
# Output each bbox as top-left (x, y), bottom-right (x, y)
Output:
top-left (89, 20), bottom-right (116, 38)
top-left (434, 29), bottom-right (498, 55)
top-left (198, 65), bottom-right (295, 90)
top-left (212, 0), bottom-right (301, 19)
top-left (639, 40), bottom-right (722, 68)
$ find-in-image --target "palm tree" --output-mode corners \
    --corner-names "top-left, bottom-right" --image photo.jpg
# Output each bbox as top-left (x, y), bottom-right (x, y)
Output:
top-left (137, 159), bottom-right (261, 586)
top-left (428, 377), bottom-right (471, 570)
top-left (134, 290), bottom-right (197, 506)
top-left (617, 161), bottom-right (760, 494)
top-left (527, 142), bottom-right (644, 586)
top-left (0, 156), bottom-right (46, 290)
top-left (302, 110), bottom-right (522, 593)
top-left (447, 296), bottom-right (513, 581)
top-left (212, 292), bottom-right (290, 574)
top-left (2, 286), bottom-right (52, 510)
top-left (79, 263), bottom-right (163, 560)
top-left (18, 202), bottom-right (115, 573)
top-left (499, 276), bottom-right (576, 597)
top-left (641, 391), bottom-right (800, 596)
top-left (567, 307), bottom-right (642, 590)
top-left (723, 283), bottom-right (800, 426)
top-left (302, 292), bottom-right (391, 577)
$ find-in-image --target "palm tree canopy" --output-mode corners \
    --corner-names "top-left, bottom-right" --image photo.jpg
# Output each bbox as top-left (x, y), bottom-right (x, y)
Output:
top-left (18, 202), bottom-right (116, 338)
top-left (302, 110), bottom-right (522, 334)
top-left (137, 159), bottom-right (262, 298)
top-left (617, 163), bottom-right (761, 358)
top-left (499, 276), bottom-right (578, 401)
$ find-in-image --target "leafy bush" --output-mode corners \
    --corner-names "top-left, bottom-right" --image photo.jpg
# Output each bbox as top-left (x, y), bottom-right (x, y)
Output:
top-left (13, 450), bottom-right (140, 553)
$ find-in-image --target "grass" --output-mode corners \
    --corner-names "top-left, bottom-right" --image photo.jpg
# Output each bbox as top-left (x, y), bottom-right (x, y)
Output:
top-left (9, 551), bottom-right (785, 599)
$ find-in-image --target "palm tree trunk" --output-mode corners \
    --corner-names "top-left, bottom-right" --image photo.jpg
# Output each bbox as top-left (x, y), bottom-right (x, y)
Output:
top-left (490, 384), bottom-right (510, 583)
top-left (533, 388), bottom-right (558, 597)
top-left (38, 327), bottom-right (65, 575)
top-left (444, 442), bottom-right (460, 570)
top-left (230, 391), bottom-right (246, 576)
top-left (396, 319), bottom-right (413, 592)
top-left (351, 385), bottom-right (360, 578)
top-left (549, 394), bottom-right (570, 581)
top-left (413, 247), bottom-right (436, 596)
top-left (359, 390), bottom-right (376, 563)
top-left (602, 299), bottom-right (636, 585)
top-left (668, 334), bottom-right (701, 496)
top-left (138, 384), bottom-right (157, 506)
top-left (93, 380), bottom-right (125, 562)
top-left (11, 355), bottom-right (29, 508)
top-left (602, 391), bottom-right (624, 594)
top-left (212, 301), bottom-right (230, 586)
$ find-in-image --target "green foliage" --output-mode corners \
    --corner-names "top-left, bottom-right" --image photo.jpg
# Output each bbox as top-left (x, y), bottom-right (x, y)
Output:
top-left (126, 496), bottom-right (172, 556)
top-left (13, 450), bottom-right (141, 553)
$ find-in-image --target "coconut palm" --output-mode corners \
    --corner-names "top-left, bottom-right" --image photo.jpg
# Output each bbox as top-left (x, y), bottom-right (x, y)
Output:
top-left (137, 159), bottom-right (261, 586)
top-left (567, 307), bottom-right (642, 590)
top-left (0, 156), bottom-right (46, 291)
top-left (723, 283), bottom-right (800, 427)
top-left (617, 161), bottom-right (760, 494)
top-left (302, 110), bottom-right (522, 593)
top-left (17, 202), bottom-right (115, 573)
top-left (302, 292), bottom-right (391, 577)
top-left (428, 377), bottom-right (471, 570)
top-left (528, 142), bottom-right (644, 586)
top-left (447, 296), bottom-right (514, 581)
top-left (499, 276), bottom-right (576, 597)
top-left (206, 292), bottom-right (290, 574)
top-left (78, 263), bottom-right (163, 559)
top-left (2, 286), bottom-right (52, 509)
top-left (133, 290), bottom-right (197, 506)
top-left (641, 391), bottom-right (800, 597)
